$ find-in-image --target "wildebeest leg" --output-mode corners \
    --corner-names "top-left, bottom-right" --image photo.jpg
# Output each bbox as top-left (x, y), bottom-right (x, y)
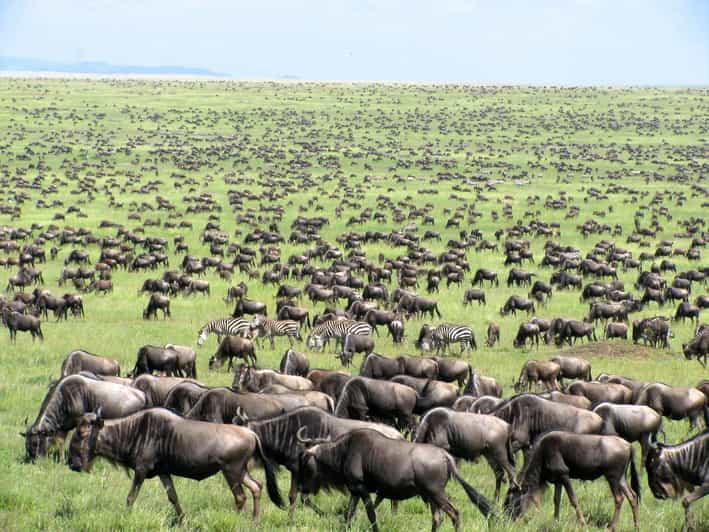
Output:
top-left (126, 471), bottom-right (146, 508)
top-left (432, 494), bottom-right (459, 532)
top-left (301, 494), bottom-right (324, 516)
top-left (608, 481), bottom-right (624, 531)
top-left (287, 474), bottom-right (298, 520)
top-left (242, 471), bottom-right (263, 518)
top-left (619, 479), bottom-right (639, 531)
top-left (553, 483), bottom-right (563, 519)
top-left (484, 455), bottom-right (505, 500)
top-left (682, 483), bottom-right (709, 531)
top-left (562, 477), bottom-right (586, 525)
top-left (159, 474), bottom-right (184, 520)
top-left (430, 503), bottom-right (443, 532)
top-left (344, 494), bottom-right (359, 523)
top-left (222, 466), bottom-right (248, 513)
top-left (361, 493), bottom-right (379, 532)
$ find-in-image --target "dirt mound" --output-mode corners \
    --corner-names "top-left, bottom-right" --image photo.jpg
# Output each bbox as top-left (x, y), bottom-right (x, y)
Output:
top-left (555, 341), bottom-right (670, 359)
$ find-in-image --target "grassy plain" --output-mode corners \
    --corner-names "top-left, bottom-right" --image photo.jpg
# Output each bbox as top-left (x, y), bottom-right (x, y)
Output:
top-left (0, 79), bottom-right (707, 531)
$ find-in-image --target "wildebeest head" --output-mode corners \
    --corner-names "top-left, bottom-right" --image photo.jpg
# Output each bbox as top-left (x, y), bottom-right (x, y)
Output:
top-left (21, 417), bottom-right (49, 462)
top-left (68, 409), bottom-right (103, 472)
top-left (296, 427), bottom-right (332, 494)
top-left (645, 443), bottom-right (679, 500)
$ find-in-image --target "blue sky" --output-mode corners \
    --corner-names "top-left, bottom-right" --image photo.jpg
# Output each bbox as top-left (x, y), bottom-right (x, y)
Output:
top-left (1, 0), bottom-right (707, 84)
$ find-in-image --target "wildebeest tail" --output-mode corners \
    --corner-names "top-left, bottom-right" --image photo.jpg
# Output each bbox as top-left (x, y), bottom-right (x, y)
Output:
top-left (629, 446), bottom-right (640, 502)
top-left (506, 433), bottom-right (516, 468)
top-left (434, 303), bottom-right (442, 318)
top-left (445, 453), bottom-right (491, 517)
top-left (254, 435), bottom-right (285, 509)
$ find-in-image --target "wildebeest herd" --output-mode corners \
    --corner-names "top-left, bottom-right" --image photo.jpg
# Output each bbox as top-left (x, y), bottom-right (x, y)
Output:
top-left (3, 80), bottom-right (709, 530)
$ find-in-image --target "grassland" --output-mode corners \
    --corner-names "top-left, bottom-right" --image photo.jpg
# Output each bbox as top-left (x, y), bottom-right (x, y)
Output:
top-left (0, 79), bottom-right (707, 531)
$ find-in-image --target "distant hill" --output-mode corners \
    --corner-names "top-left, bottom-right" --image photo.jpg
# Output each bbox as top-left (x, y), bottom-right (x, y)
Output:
top-left (0, 56), bottom-right (228, 77)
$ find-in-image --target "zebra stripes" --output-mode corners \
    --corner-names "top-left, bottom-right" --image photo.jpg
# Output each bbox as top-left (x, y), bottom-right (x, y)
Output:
top-left (197, 318), bottom-right (249, 346)
top-left (306, 319), bottom-right (373, 351)
top-left (431, 324), bottom-right (477, 354)
top-left (250, 317), bottom-right (301, 348)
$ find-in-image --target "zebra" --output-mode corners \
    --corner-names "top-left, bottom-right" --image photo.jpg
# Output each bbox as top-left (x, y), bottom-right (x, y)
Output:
top-left (249, 315), bottom-right (301, 348)
top-left (417, 323), bottom-right (477, 354)
top-left (196, 318), bottom-right (249, 346)
top-left (306, 319), bottom-right (373, 352)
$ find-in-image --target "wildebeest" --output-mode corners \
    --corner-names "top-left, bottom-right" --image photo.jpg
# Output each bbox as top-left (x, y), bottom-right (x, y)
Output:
top-left (514, 360), bottom-right (561, 392)
top-left (163, 381), bottom-right (211, 414)
top-left (605, 321), bottom-right (629, 340)
top-left (164, 344), bottom-right (197, 379)
top-left (415, 407), bottom-right (517, 499)
top-left (633, 316), bottom-right (671, 348)
top-left (391, 375), bottom-right (458, 413)
top-left (500, 295), bottom-right (535, 316)
top-left (233, 364), bottom-right (313, 392)
top-left (186, 387), bottom-right (287, 422)
top-left (22, 374), bottom-right (146, 462)
top-left (2, 309), bottom-right (42, 342)
top-left (277, 305), bottom-right (311, 328)
top-left (334, 376), bottom-right (417, 432)
top-left (462, 288), bottom-right (486, 306)
top-left (232, 298), bottom-right (268, 317)
top-left (387, 318), bottom-right (405, 343)
top-left (130, 345), bottom-right (179, 377)
top-left (472, 268), bottom-right (498, 286)
top-left (504, 432), bottom-right (639, 531)
top-left (67, 409), bottom-right (284, 520)
top-left (60, 349), bottom-right (120, 378)
top-left (461, 372), bottom-right (503, 398)
top-left (645, 431), bottom-right (709, 530)
top-left (593, 402), bottom-right (663, 461)
top-left (486, 322), bottom-right (500, 347)
top-left (550, 355), bottom-right (591, 383)
top-left (674, 302), bottom-right (700, 323)
top-left (338, 333), bottom-right (375, 366)
top-left (279, 348), bottom-right (310, 377)
top-left (235, 406), bottom-right (402, 519)
top-left (131, 374), bottom-right (192, 407)
top-left (431, 356), bottom-right (474, 390)
top-left (683, 331), bottom-right (709, 367)
top-left (556, 319), bottom-right (596, 346)
top-left (567, 381), bottom-right (633, 404)
top-left (142, 293), bottom-right (170, 319)
top-left (298, 428), bottom-right (491, 531)
top-left (634, 382), bottom-right (708, 429)
top-left (512, 322), bottom-right (540, 349)
top-left (209, 336), bottom-right (257, 370)
top-left (493, 394), bottom-right (603, 452)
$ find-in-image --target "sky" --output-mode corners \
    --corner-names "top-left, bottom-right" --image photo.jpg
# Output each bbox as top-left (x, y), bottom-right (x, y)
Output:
top-left (1, 0), bottom-right (708, 84)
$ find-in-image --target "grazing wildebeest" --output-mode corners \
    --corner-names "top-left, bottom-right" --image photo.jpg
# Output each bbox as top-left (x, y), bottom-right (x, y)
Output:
top-left (645, 431), bottom-right (709, 530)
top-left (130, 345), bottom-right (179, 377)
top-left (277, 305), bottom-right (311, 329)
top-left (60, 350), bottom-right (120, 378)
top-left (493, 394), bottom-right (603, 452)
top-left (550, 355), bottom-right (592, 383)
top-left (462, 288), bottom-right (486, 306)
top-left (415, 407), bottom-right (517, 499)
top-left (186, 388), bottom-right (287, 423)
top-left (472, 268), bottom-right (498, 287)
top-left (142, 294), bottom-right (170, 319)
top-left (22, 374), bottom-right (146, 462)
top-left (431, 357), bottom-right (474, 390)
top-left (67, 409), bottom-right (284, 520)
top-left (567, 381), bottom-right (633, 404)
top-left (504, 432), bottom-right (640, 531)
top-left (514, 360), bottom-right (561, 392)
top-left (308, 370), bottom-right (351, 403)
top-left (209, 336), bottom-right (257, 370)
top-left (233, 364), bottom-right (313, 392)
top-left (338, 334), bottom-right (375, 366)
top-left (633, 316), bottom-right (671, 348)
top-left (279, 348), bottom-right (310, 377)
top-left (500, 295), bottom-right (535, 316)
top-left (556, 319), bottom-right (596, 346)
top-left (131, 375), bottom-right (192, 407)
top-left (683, 332), bottom-right (709, 367)
top-left (674, 302), bottom-right (700, 323)
top-left (512, 322), bottom-right (540, 349)
top-left (334, 376), bottom-right (417, 433)
top-left (387, 319), bottom-right (405, 343)
top-left (665, 286), bottom-right (689, 303)
top-left (298, 428), bottom-right (491, 532)
top-left (3, 309), bottom-right (42, 342)
top-left (486, 322), bottom-right (501, 347)
top-left (593, 402), bottom-right (663, 461)
top-left (634, 383), bottom-right (708, 430)
top-left (235, 406), bottom-right (402, 519)
top-left (164, 344), bottom-right (197, 379)
top-left (362, 309), bottom-right (396, 336)
top-left (605, 321), bottom-right (629, 340)
top-left (506, 269), bottom-right (535, 288)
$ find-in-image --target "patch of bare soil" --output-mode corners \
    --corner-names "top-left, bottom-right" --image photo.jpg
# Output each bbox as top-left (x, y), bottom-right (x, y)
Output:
top-left (555, 341), bottom-right (672, 359)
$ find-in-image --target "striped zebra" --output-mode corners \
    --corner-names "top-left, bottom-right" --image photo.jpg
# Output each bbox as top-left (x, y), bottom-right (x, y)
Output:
top-left (417, 323), bottom-right (476, 354)
top-left (306, 319), bottom-right (373, 351)
top-left (197, 318), bottom-right (249, 346)
top-left (249, 315), bottom-right (301, 348)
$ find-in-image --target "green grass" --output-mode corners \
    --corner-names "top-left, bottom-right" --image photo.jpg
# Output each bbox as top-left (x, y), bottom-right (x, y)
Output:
top-left (0, 79), bottom-right (707, 531)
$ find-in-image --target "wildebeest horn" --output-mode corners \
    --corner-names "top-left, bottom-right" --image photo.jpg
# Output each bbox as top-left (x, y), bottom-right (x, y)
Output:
top-left (23, 416), bottom-right (28, 426)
